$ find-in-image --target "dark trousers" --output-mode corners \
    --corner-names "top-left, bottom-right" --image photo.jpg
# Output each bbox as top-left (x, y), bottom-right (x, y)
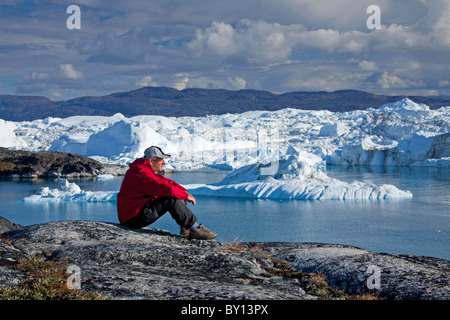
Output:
top-left (121, 197), bottom-right (198, 229)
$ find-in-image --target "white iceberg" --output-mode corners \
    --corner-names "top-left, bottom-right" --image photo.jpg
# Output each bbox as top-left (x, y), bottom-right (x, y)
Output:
top-left (47, 117), bottom-right (174, 165)
top-left (49, 131), bottom-right (92, 155)
top-left (4, 98), bottom-right (449, 168)
top-left (378, 98), bottom-right (431, 118)
top-left (328, 132), bottom-right (450, 166)
top-left (319, 123), bottom-right (349, 137)
top-left (0, 119), bottom-right (18, 148)
top-left (96, 174), bottom-right (115, 180)
top-left (185, 147), bottom-right (413, 200)
top-left (22, 147), bottom-right (413, 203)
top-left (24, 179), bottom-right (117, 203)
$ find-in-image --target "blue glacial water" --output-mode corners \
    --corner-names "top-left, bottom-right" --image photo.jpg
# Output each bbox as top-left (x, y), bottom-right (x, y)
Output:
top-left (0, 166), bottom-right (448, 260)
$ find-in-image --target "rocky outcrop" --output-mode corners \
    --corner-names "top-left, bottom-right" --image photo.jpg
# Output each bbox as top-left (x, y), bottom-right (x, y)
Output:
top-left (0, 217), bottom-right (24, 289)
top-left (0, 216), bottom-right (21, 234)
top-left (260, 242), bottom-right (450, 300)
top-left (0, 219), bottom-right (313, 300)
top-left (0, 147), bottom-right (126, 178)
top-left (0, 218), bottom-right (449, 300)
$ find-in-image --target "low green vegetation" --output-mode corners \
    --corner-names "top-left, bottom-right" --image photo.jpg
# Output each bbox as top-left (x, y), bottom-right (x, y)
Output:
top-left (0, 256), bottom-right (108, 300)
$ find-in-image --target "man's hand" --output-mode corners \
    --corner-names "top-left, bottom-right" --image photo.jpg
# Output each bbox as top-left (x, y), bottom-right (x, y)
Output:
top-left (184, 193), bottom-right (196, 205)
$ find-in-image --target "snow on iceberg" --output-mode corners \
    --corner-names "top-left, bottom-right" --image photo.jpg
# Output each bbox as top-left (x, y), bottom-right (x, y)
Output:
top-left (325, 98), bottom-right (449, 166)
top-left (185, 147), bottom-right (413, 200)
top-left (49, 131), bottom-right (92, 155)
top-left (48, 118), bottom-right (174, 165)
top-left (319, 123), bottom-right (349, 137)
top-left (24, 179), bottom-right (117, 203)
top-left (379, 98), bottom-right (431, 118)
top-left (0, 119), bottom-right (18, 148)
top-left (328, 132), bottom-right (450, 166)
top-left (5, 98), bottom-right (449, 168)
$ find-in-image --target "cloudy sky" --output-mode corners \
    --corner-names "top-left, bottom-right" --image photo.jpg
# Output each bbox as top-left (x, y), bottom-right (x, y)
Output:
top-left (1, 0), bottom-right (449, 100)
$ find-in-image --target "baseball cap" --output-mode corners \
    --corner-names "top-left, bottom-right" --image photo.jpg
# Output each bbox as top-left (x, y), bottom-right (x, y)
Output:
top-left (144, 146), bottom-right (171, 159)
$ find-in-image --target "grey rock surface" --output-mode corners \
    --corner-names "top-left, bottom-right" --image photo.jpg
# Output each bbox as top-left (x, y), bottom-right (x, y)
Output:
top-left (0, 216), bottom-right (22, 235)
top-left (0, 240), bottom-right (26, 289)
top-left (0, 217), bottom-right (26, 289)
top-left (1, 218), bottom-right (449, 300)
top-left (1, 220), bottom-right (313, 300)
top-left (260, 242), bottom-right (450, 300)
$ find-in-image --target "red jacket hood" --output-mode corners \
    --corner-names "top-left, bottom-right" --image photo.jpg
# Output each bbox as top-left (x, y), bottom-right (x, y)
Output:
top-left (128, 157), bottom-right (152, 170)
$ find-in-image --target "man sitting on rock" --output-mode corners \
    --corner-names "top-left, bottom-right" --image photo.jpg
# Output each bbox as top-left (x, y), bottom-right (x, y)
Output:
top-left (117, 146), bottom-right (217, 240)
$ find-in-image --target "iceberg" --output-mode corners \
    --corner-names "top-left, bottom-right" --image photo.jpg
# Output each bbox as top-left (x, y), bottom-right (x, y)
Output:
top-left (49, 131), bottom-right (91, 155)
top-left (328, 132), bottom-right (450, 166)
top-left (3, 98), bottom-right (449, 169)
top-left (378, 98), bottom-right (431, 118)
top-left (23, 147), bottom-right (413, 203)
top-left (185, 147), bottom-right (413, 200)
top-left (319, 123), bottom-right (349, 137)
top-left (97, 174), bottom-right (115, 180)
top-left (24, 179), bottom-right (117, 203)
top-left (0, 119), bottom-right (18, 148)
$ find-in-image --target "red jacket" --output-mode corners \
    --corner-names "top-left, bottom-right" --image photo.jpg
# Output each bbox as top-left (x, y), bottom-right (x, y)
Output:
top-left (117, 158), bottom-right (189, 224)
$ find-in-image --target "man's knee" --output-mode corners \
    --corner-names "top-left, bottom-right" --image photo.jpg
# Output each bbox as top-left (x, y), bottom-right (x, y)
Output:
top-left (162, 197), bottom-right (185, 210)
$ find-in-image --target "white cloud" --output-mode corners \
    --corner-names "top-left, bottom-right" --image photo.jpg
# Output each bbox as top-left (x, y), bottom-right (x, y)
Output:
top-left (237, 20), bottom-right (300, 64)
top-left (189, 22), bottom-right (238, 57)
top-left (25, 72), bottom-right (49, 80)
top-left (377, 71), bottom-right (406, 89)
top-left (188, 19), bottom-right (413, 68)
top-left (2, 0), bottom-right (450, 98)
top-left (418, 0), bottom-right (450, 47)
top-left (358, 60), bottom-right (377, 71)
top-left (205, 22), bottom-right (237, 56)
top-left (172, 73), bottom-right (190, 90)
top-left (188, 20), bottom-right (302, 64)
top-left (295, 28), bottom-right (341, 51)
top-left (50, 89), bottom-right (63, 99)
top-left (339, 38), bottom-right (366, 53)
top-left (60, 64), bottom-right (84, 80)
top-left (136, 75), bottom-right (158, 87)
top-left (228, 76), bottom-right (246, 90)
top-left (283, 63), bottom-right (367, 92)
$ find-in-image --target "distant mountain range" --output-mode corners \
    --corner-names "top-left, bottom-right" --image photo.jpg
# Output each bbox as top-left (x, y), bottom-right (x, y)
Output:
top-left (1, 87), bottom-right (450, 121)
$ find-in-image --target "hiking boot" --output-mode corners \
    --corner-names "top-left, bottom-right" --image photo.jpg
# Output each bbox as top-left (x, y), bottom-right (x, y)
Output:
top-left (189, 224), bottom-right (217, 240)
top-left (180, 226), bottom-right (190, 238)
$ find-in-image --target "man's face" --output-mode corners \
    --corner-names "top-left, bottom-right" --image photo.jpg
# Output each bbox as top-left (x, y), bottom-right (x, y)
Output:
top-left (149, 157), bottom-right (165, 172)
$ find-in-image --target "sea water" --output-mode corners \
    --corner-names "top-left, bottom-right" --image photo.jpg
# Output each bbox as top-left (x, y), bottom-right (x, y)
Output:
top-left (0, 166), bottom-right (448, 260)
